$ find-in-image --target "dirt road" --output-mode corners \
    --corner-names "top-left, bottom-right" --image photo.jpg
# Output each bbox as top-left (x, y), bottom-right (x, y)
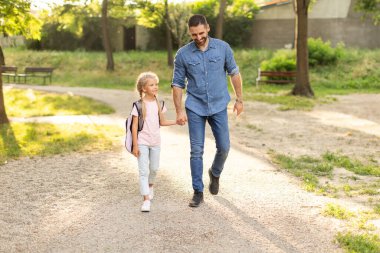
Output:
top-left (2, 84), bottom-right (379, 252)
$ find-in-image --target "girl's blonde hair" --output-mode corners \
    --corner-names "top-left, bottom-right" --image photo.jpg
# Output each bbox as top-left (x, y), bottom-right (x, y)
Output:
top-left (135, 71), bottom-right (162, 121)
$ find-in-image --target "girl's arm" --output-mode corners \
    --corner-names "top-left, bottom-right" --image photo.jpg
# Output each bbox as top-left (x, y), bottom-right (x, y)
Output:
top-left (159, 113), bottom-right (177, 126)
top-left (131, 115), bottom-right (139, 157)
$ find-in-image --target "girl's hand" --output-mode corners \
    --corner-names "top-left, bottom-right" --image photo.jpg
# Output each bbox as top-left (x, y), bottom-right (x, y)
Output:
top-left (132, 146), bottom-right (140, 157)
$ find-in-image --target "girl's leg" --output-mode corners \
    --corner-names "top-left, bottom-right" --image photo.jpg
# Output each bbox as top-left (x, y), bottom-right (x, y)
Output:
top-left (137, 145), bottom-right (150, 200)
top-left (148, 145), bottom-right (161, 185)
top-left (148, 146), bottom-right (160, 200)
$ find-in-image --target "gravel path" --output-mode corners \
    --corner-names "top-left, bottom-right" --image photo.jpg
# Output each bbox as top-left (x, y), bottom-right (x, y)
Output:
top-left (2, 84), bottom-right (379, 252)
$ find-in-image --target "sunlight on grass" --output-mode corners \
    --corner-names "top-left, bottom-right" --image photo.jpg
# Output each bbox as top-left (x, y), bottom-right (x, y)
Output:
top-left (270, 151), bottom-right (380, 196)
top-left (5, 48), bottom-right (380, 99)
top-left (269, 151), bottom-right (333, 192)
top-left (4, 88), bottom-right (114, 117)
top-left (0, 122), bottom-right (122, 164)
top-left (336, 232), bottom-right (380, 253)
top-left (322, 203), bottom-right (355, 220)
top-left (323, 152), bottom-right (380, 177)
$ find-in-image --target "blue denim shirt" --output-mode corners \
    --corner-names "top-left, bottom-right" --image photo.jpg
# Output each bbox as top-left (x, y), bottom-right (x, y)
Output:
top-left (172, 37), bottom-right (239, 116)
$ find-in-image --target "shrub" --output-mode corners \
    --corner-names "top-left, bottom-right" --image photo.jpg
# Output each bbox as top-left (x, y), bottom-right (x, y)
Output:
top-left (308, 37), bottom-right (344, 66)
top-left (260, 49), bottom-right (296, 71)
top-left (260, 38), bottom-right (345, 72)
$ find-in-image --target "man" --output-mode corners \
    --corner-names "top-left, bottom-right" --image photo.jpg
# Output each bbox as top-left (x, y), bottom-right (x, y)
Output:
top-left (171, 14), bottom-right (243, 207)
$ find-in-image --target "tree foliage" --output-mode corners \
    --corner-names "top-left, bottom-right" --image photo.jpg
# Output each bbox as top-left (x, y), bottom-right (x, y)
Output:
top-left (0, 0), bottom-right (42, 124)
top-left (355, 0), bottom-right (380, 25)
top-left (0, 0), bottom-right (41, 39)
top-left (39, 1), bottom-right (101, 37)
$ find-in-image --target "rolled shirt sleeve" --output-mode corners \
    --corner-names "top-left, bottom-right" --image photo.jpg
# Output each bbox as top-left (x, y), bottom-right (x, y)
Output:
top-left (225, 43), bottom-right (239, 76)
top-left (172, 50), bottom-right (186, 89)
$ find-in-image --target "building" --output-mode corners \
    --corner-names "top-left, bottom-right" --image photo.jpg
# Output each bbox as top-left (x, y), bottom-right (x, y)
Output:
top-left (250, 0), bottom-right (380, 49)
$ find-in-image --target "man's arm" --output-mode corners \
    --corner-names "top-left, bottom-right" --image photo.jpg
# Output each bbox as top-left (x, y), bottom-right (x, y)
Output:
top-left (230, 73), bottom-right (243, 116)
top-left (172, 86), bottom-right (187, 125)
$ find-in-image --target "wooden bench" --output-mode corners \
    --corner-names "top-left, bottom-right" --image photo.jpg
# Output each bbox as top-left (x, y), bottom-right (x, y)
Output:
top-left (18, 67), bottom-right (54, 85)
top-left (1, 66), bottom-right (17, 83)
top-left (255, 68), bottom-right (296, 87)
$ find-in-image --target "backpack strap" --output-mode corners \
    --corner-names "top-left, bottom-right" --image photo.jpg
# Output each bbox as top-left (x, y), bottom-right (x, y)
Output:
top-left (133, 100), bottom-right (144, 131)
top-left (158, 100), bottom-right (165, 126)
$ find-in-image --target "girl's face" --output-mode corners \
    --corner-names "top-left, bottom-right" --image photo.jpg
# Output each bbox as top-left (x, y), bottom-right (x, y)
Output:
top-left (142, 78), bottom-right (158, 97)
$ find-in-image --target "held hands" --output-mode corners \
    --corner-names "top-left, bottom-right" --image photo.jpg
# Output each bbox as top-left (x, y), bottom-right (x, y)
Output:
top-left (176, 111), bottom-right (187, 125)
top-left (233, 100), bottom-right (244, 116)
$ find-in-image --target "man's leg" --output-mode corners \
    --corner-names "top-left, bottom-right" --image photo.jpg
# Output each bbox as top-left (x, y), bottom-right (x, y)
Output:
top-left (186, 108), bottom-right (206, 207)
top-left (208, 108), bottom-right (230, 194)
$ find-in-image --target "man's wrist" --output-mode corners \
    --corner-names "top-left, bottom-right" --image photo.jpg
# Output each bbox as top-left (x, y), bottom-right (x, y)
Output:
top-left (235, 98), bottom-right (243, 104)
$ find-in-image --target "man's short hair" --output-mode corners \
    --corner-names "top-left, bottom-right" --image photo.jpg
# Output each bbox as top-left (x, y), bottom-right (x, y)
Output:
top-left (188, 14), bottom-right (208, 27)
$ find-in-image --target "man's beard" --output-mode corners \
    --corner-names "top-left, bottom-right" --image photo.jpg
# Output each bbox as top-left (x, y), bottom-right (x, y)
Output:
top-left (195, 36), bottom-right (207, 47)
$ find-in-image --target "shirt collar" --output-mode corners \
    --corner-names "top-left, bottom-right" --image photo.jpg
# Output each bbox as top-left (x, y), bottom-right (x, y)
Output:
top-left (191, 37), bottom-right (215, 52)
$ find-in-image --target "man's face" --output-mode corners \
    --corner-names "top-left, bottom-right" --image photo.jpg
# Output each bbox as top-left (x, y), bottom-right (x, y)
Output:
top-left (189, 24), bottom-right (210, 47)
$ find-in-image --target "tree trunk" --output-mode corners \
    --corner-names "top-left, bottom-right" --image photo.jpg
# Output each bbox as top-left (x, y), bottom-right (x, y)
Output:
top-left (101, 0), bottom-right (114, 71)
top-left (164, 0), bottom-right (173, 66)
top-left (0, 46), bottom-right (9, 124)
top-left (215, 0), bottom-right (227, 39)
top-left (293, 0), bottom-right (297, 49)
top-left (0, 46), bottom-right (5, 66)
top-left (292, 0), bottom-right (314, 97)
top-left (0, 76), bottom-right (9, 124)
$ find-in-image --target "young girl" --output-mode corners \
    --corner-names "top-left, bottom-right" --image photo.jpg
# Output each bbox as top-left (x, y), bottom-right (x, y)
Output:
top-left (131, 72), bottom-right (177, 212)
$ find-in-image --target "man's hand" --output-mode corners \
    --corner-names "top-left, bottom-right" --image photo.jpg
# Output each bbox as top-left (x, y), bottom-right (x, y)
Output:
top-left (233, 101), bottom-right (244, 116)
top-left (176, 111), bottom-right (188, 125)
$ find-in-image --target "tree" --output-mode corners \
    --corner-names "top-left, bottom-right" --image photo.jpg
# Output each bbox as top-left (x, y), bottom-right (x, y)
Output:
top-left (215, 0), bottom-right (227, 39)
top-left (291, 0), bottom-right (314, 97)
top-left (355, 0), bottom-right (380, 25)
top-left (0, 0), bottom-right (41, 124)
top-left (134, 0), bottom-right (182, 66)
top-left (166, 2), bottom-right (192, 48)
top-left (191, 0), bottom-right (258, 46)
top-left (101, 0), bottom-right (114, 71)
top-left (164, 0), bottom-right (173, 66)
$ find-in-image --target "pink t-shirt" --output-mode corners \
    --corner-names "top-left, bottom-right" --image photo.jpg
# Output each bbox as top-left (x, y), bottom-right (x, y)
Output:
top-left (131, 100), bottom-right (167, 146)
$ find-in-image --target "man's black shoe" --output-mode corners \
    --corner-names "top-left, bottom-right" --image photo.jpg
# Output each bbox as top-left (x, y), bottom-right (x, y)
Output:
top-left (189, 191), bottom-right (204, 207)
top-left (208, 169), bottom-right (219, 195)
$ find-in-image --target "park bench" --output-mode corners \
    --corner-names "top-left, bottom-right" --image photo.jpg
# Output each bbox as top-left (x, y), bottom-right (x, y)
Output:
top-left (18, 67), bottom-right (54, 85)
top-left (1, 66), bottom-right (17, 83)
top-left (255, 68), bottom-right (296, 87)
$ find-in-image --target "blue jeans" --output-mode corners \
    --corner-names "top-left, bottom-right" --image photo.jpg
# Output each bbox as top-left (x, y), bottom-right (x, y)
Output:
top-left (186, 108), bottom-right (230, 192)
top-left (137, 145), bottom-right (160, 196)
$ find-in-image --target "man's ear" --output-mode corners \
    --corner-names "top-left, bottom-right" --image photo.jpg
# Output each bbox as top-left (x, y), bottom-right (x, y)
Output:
top-left (206, 24), bottom-right (210, 32)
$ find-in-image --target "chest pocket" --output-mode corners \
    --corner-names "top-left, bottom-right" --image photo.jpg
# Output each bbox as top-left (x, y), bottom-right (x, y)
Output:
top-left (208, 56), bottom-right (223, 72)
top-left (187, 61), bottom-right (202, 74)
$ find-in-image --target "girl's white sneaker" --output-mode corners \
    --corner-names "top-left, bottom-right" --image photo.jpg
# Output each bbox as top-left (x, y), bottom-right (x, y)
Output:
top-left (141, 200), bottom-right (151, 212)
top-left (149, 187), bottom-right (154, 200)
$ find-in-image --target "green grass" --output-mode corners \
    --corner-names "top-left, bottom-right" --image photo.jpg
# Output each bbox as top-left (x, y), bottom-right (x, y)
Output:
top-left (374, 204), bottom-right (380, 215)
top-left (4, 88), bottom-right (114, 117)
top-left (336, 232), bottom-right (380, 253)
top-left (270, 151), bottom-right (380, 193)
top-left (270, 151), bottom-right (333, 191)
top-left (323, 152), bottom-right (380, 177)
top-left (322, 203), bottom-right (355, 220)
top-left (0, 122), bottom-right (122, 164)
top-left (4, 48), bottom-right (380, 110)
